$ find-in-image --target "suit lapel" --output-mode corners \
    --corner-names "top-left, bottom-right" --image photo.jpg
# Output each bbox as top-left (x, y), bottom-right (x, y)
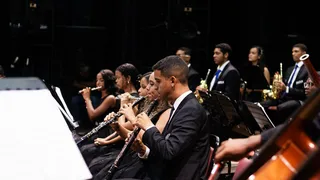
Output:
top-left (163, 93), bottom-right (195, 133)
top-left (213, 63), bottom-right (230, 89)
top-left (295, 65), bottom-right (306, 80)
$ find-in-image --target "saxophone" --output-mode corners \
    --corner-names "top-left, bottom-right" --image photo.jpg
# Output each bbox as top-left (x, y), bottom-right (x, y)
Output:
top-left (195, 69), bottom-right (211, 104)
top-left (262, 63), bottom-right (283, 101)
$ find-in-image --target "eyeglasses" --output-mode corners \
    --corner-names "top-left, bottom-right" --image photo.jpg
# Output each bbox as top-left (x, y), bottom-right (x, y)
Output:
top-left (304, 82), bottom-right (314, 88)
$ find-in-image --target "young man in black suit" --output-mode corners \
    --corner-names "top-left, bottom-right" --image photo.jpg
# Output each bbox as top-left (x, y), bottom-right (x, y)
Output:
top-left (205, 43), bottom-right (240, 101)
top-left (176, 47), bottom-right (201, 92)
top-left (134, 55), bottom-right (210, 180)
top-left (261, 43), bottom-right (309, 123)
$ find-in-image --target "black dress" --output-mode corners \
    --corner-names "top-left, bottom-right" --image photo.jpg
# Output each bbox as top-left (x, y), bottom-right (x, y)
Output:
top-left (91, 99), bottom-right (170, 180)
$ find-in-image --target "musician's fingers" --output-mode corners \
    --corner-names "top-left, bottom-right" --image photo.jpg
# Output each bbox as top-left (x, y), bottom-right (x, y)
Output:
top-left (214, 149), bottom-right (225, 162)
top-left (215, 143), bottom-right (225, 155)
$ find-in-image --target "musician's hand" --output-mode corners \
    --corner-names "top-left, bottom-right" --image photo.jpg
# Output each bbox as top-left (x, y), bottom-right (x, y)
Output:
top-left (125, 131), bottom-right (133, 141)
top-left (276, 81), bottom-right (286, 92)
top-left (104, 112), bottom-right (116, 122)
top-left (215, 135), bottom-right (261, 162)
top-left (110, 121), bottom-right (120, 132)
top-left (94, 138), bottom-right (108, 146)
top-left (119, 103), bottom-right (137, 123)
top-left (196, 86), bottom-right (208, 92)
top-left (81, 87), bottom-right (91, 100)
top-left (135, 112), bottom-right (154, 131)
top-left (120, 92), bottom-right (133, 106)
top-left (131, 138), bottom-right (146, 154)
top-left (215, 139), bottom-right (252, 162)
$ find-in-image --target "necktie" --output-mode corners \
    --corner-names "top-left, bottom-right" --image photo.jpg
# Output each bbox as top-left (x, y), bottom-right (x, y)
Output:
top-left (168, 106), bottom-right (175, 122)
top-left (210, 69), bottom-right (221, 91)
top-left (288, 65), bottom-right (298, 87)
top-left (164, 106), bottom-right (175, 131)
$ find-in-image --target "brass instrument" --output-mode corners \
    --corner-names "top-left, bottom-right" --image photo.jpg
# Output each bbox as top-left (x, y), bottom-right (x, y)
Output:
top-left (195, 69), bottom-right (211, 103)
top-left (262, 63), bottom-right (283, 101)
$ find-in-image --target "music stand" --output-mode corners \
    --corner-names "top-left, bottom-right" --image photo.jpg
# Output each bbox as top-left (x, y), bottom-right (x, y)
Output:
top-left (200, 90), bottom-right (251, 140)
top-left (240, 101), bottom-right (275, 133)
top-left (42, 79), bottom-right (79, 130)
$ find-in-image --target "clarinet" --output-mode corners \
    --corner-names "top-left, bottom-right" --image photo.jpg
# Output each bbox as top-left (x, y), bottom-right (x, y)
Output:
top-left (76, 96), bottom-right (145, 146)
top-left (105, 100), bottom-right (159, 180)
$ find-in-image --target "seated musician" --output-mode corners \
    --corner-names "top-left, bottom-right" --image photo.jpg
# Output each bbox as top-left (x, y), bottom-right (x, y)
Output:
top-left (261, 43), bottom-right (309, 123)
top-left (78, 70), bottom-right (149, 165)
top-left (241, 46), bottom-right (270, 102)
top-left (197, 43), bottom-right (240, 101)
top-left (131, 56), bottom-right (209, 180)
top-left (215, 72), bottom-right (320, 163)
top-left (78, 69), bottom-right (118, 136)
top-left (88, 72), bottom-right (171, 179)
top-left (176, 47), bottom-right (201, 92)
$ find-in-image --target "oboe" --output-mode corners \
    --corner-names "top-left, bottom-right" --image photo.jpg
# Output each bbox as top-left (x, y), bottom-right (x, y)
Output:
top-left (76, 96), bottom-right (146, 146)
top-left (78, 86), bottom-right (102, 94)
top-left (105, 100), bottom-right (159, 180)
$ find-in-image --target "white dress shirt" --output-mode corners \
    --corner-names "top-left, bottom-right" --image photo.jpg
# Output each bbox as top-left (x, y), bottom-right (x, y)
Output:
top-left (209, 60), bottom-right (230, 91)
top-left (286, 61), bottom-right (304, 93)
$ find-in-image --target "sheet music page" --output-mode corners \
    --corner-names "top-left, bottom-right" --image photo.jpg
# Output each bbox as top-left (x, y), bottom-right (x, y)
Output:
top-left (0, 89), bottom-right (92, 180)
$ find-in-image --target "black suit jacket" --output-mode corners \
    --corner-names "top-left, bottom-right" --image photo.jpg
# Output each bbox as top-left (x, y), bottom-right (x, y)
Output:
top-left (208, 63), bottom-right (240, 101)
top-left (142, 93), bottom-right (210, 180)
top-left (283, 64), bottom-right (308, 100)
top-left (188, 66), bottom-right (201, 92)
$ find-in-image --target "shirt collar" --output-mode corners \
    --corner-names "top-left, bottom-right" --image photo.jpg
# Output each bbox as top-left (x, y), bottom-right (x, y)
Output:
top-left (188, 63), bottom-right (191, 68)
top-left (172, 90), bottom-right (192, 110)
top-left (217, 60), bottom-right (230, 71)
top-left (296, 61), bottom-right (304, 68)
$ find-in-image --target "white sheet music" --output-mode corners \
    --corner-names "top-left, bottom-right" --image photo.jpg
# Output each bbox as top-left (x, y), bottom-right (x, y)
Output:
top-left (0, 89), bottom-right (92, 180)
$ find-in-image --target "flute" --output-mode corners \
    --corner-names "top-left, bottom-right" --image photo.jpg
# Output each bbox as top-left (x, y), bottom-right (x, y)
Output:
top-left (76, 96), bottom-right (146, 146)
top-left (78, 86), bottom-right (102, 94)
top-left (105, 99), bottom-right (159, 180)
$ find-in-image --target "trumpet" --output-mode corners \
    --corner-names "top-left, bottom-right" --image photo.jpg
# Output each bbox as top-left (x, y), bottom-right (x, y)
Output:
top-left (75, 96), bottom-right (145, 146)
top-left (78, 86), bottom-right (102, 94)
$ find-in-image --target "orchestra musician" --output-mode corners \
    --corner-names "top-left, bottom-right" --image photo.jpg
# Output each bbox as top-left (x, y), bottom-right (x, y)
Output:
top-left (261, 43), bottom-right (309, 123)
top-left (176, 47), bottom-right (201, 92)
top-left (132, 55), bottom-right (210, 180)
top-left (241, 46), bottom-right (271, 102)
top-left (197, 43), bottom-right (240, 101)
top-left (79, 69), bottom-right (118, 135)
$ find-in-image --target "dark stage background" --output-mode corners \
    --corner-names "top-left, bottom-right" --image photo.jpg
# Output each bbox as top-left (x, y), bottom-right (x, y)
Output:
top-left (6, 0), bottom-right (320, 101)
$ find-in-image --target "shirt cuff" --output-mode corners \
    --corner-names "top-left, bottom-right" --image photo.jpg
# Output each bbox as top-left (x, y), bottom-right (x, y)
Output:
top-left (286, 86), bottom-right (289, 93)
top-left (145, 125), bottom-right (155, 131)
top-left (138, 146), bottom-right (150, 159)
